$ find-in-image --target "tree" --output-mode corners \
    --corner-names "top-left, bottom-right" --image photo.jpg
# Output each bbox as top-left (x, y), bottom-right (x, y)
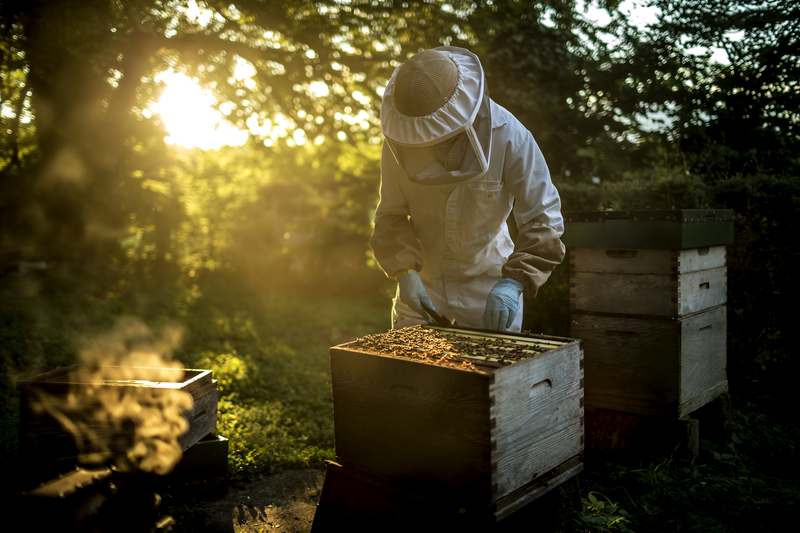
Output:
top-left (0, 0), bottom-right (463, 272)
top-left (464, 0), bottom-right (665, 182)
top-left (634, 0), bottom-right (800, 175)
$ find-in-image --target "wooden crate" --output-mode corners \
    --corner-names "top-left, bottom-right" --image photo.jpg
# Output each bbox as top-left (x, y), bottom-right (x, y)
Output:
top-left (330, 325), bottom-right (584, 519)
top-left (569, 246), bottom-right (727, 316)
top-left (16, 366), bottom-right (218, 459)
top-left (571, 306), bottom-right (728, 417)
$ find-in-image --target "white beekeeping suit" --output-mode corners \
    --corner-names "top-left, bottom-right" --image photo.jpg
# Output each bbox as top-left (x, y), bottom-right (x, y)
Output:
top-left (370, 47), bottom-right (565, 331)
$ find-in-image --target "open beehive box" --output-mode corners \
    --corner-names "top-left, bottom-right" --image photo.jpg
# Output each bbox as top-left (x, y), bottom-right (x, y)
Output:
top-left (16, 366), bottom-right (218, 462)
top-left (330, 325), bottom-right (584, 519)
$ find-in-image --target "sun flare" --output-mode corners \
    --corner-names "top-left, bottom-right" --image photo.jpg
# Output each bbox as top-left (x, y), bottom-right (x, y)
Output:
top-left (152, 71), bottom-right (248, 150)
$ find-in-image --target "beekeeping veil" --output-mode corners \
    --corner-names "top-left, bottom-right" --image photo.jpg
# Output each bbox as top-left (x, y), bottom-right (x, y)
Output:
top-left (381, 47), bottom-right (492, 186)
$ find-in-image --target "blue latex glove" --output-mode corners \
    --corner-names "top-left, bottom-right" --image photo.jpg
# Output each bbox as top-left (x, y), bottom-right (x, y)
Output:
top-left (398, 271), bottom-right (434, 320)
top-left (483, 278), bottom-right (524, 331)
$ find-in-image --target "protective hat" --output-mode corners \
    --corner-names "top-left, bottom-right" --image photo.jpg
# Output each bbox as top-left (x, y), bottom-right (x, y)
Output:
top-left (381, 47), bottom-right (492, 186)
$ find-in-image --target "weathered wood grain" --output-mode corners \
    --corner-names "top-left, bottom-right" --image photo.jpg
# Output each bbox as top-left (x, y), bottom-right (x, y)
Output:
top-left (570, 267), bottom-right (726, 316)
top-left (571, 272), bottom-right (678, 315)
top-left (572, 313), bottom-right (681, 410)
top-left (179, 380), bottom-right (219, 451)
top-left (573, 308), bottom-right (728, 416)
top-left (490, 341), bottom-right (583, 499)
top-left (570, 246), bottom-right (725, 275)
top-left (677, 267), bottom-right (727, 315)
top-left (494, 458), bottom-right (584, 520)
top-left (331, 348), bottom-right (493, 499)
top-left (679, 306), bottom-right (727, 404)
top-left (679, 381), bottom-right (729, 418)
top-left (677, 246), bottom-right (727, 273)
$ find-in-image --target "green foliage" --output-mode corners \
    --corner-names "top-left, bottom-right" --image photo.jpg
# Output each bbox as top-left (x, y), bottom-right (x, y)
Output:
top-left (0, 0), bottom-right (459, 269)
top-left (0, 4), bottom-right (797, 530)
top-left (171, 271), bottom-right (389, 478)
top-left (219, 140), bottom-right (384, 291)
top-left (1, 235), bottom-right (797, 532)
top-left (709, 172), bottom-right (800, 376)
top-left (467, 0), bottom-right (656, 182)
top-left (559, 167), bottom-right (711, 212)
top-left (627, 0), bottom-right (800, 175)
top-left (580, 393), bottom-right (800, 533)
top-left (577, 492), bottom-right (633, 532)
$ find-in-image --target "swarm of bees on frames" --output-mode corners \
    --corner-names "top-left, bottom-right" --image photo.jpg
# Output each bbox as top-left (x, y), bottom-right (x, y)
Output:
top-left (348, 327), bottom-right (548, 372)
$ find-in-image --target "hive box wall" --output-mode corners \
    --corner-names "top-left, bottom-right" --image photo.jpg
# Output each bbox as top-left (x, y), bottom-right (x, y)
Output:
top-left (569, 246), bottom-right (726, 274)
top-left (490, 341), bottom-right (583, 499)
top-left (572, 307), bottom-right (727, 417)
top-left (331, 349), bottom-right (493, 500)
top-left (569, 247), bottom-right (727, 316)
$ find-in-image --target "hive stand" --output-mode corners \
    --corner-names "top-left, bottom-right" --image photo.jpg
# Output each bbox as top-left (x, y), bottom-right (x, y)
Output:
top-left (563, 210), bottom-right (734, 462)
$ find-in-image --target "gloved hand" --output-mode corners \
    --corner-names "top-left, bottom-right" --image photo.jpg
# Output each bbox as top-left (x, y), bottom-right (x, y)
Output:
top-left (398, 271), bottom-right (434, 320)
top-left (483, 278), bottom-right (524, 331)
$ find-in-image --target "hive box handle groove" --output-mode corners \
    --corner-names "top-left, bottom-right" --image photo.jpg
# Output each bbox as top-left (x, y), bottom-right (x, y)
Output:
top-left (529, 379), bottom-right (552, 399)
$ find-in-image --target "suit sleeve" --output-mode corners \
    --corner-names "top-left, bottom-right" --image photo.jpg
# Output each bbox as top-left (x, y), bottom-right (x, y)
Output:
top-left (369, 143), bottom-right (424, 279)
top-left (500, 125), bottom-right (566, 298)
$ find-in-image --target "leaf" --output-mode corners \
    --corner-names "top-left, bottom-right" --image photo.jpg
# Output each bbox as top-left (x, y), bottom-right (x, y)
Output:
top-left (584, 516), bottom-right (612, 525)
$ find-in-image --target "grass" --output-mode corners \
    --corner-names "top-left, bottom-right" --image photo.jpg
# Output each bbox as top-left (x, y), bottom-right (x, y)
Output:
top-left (0, 268), bottom-right (390, 483)
top-left (1, 268), bottom-right (798, 532)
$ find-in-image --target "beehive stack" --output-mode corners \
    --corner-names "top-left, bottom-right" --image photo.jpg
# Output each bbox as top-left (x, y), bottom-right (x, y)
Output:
top-left (564, 210), bottom-right (734, 419)
top-left (329, 325), bottom-right (584, 520)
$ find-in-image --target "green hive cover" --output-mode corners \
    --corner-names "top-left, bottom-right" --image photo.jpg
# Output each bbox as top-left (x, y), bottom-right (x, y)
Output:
top-left (562, 209), bottom-right (735, 249)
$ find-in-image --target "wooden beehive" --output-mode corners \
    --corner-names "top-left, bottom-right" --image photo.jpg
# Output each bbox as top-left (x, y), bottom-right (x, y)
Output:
top-left (16, 365), bottom-right (218, 460)
top-left (330, 325), bottom-right (584, 520)
top-left (564, 209), bottom-right (733, 419)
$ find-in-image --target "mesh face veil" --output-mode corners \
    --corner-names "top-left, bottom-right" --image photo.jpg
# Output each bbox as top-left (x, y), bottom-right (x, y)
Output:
top-left (381, 47), bottom-right (493, 186)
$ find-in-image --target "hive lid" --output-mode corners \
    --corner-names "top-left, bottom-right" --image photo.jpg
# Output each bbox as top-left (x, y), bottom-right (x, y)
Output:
top-left (563, 209), bottom-right (734, 249)
top-left (16, 365), bottom-right (213, 394)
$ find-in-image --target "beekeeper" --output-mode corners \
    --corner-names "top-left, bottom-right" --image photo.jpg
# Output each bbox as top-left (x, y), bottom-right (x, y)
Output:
top-left (369, 47), bottom-right (565, 332)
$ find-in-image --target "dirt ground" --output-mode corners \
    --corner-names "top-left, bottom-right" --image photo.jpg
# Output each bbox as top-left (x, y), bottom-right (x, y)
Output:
top-left (194, 467), bottom-right (581, 533)
top-left (201, 469), bottom-right (326, 533)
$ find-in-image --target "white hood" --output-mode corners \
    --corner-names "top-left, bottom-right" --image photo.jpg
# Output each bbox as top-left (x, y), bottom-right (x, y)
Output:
top-left (381, 47), bottom-right (493, 186)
